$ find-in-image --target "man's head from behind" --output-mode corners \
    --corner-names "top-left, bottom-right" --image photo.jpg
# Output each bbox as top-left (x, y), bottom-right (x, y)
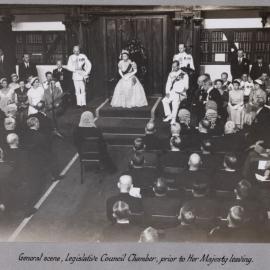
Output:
top-left (4, 117), bottom-right (16, 131)
top-left (188, 153), bottom-right (201, 171)
top-left (178, 205), bottom-right (196, 225)
top-left (36, 101), bottom-right (45, 112)
top-left (117, 175), bottom-right (133, 193)
top-left (139, 227), bottom-right (159, 243)
top-left (130, 153), bottom-right (145, 168)
top-left (234, 179), bottom-right (252, 200)
top-left (145, 120), bottom-right (156, 135)
top-left (224, 153), bottom-right (238, 170)
top-left (227, 206), bottom-right (245, 228)
top-left (153, 177), bottom-right (167, 196)
top-left (6, 133), bottom-right (19, 149)
top-left (133, 138), bottom-right (145, 151)
top-left (201, 139), bottom-right (212, 154)
top-left (27, 117), bottom-right (40, 131)
top-left (170, 136), bottom-right (181, 151)
top-left (198, 119), bottom-right (211, 133)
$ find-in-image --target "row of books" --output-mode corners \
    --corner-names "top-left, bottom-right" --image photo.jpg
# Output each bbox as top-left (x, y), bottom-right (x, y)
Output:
top-left (234, 31), bottom-right (253, 42)
top-left (211, 42), bottom-right (228, 53)
top-left (254, 42), bottom-right (270, 51)
top-left (256, 31), bottom-right (270, 42)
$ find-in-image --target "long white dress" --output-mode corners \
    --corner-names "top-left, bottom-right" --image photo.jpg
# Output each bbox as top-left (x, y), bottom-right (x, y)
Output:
top-left (111, 60), bottom-right (148, 108)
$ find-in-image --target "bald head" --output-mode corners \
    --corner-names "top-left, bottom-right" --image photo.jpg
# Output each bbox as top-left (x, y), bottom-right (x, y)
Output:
top-left (188, 153), bottom-right (201, 170)
top-left (6, 133), bottom-right (19, 148)
top-left (145, 121), bottom-right (156, 134)
top-left (118, 175), bottom-right (133, 193)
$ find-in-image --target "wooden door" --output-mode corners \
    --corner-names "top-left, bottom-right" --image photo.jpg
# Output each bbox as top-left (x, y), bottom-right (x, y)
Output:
top-left (103, 15), bottom-right (168, 95)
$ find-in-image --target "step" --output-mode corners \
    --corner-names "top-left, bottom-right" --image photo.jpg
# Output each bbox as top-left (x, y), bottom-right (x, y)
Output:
top-left (99, 97), bottom-right (158, 118)
top-left (96, 117), bottom-right (150, 134)
top-left (103, 133), bottom-right (144, 146)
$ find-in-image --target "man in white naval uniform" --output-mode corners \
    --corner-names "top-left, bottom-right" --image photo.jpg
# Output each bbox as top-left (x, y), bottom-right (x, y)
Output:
top-left (67, 45), bottom-right (92, 107)
top-left (173, 43), bottom-right (194, 70)
top-left (162, 60), bottom-right (189, 125)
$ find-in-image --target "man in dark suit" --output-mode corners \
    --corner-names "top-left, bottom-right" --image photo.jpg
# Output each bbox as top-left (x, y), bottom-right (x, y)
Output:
top-left (18, 53), bottom-right (38, 82)
top-left (53, 60), bottom-right (72, 93)
top-left (250, 97), bottom-right (270, 146)
top-left (203, 79), bottom-right (223, 114)
top-left (142, 178), bottom-right (182, 229)
top-left (230, 48), bottom-right (250, 80)
top-left (0, 48), bottom-right (15, 79)
top-left (250, 56), bottom-right (270, 81)
top-left (181, 181), bottom-right (219, 230)
top-left (213, 153), bottom-right (241, 192)
top-left (106, 175), bottom-right (143, 224)
top-left (143, 121), bottom-right (162, 151)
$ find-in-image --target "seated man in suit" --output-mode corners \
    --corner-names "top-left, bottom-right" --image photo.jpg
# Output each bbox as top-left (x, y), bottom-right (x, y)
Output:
top-left (101, 201), bottom-right (142, 242)
top-left (143, 121), bottom-right (162, 151)
top-left (131, 137), bottom-right (159, 168)
top-left (176, 153), bottom-right (210, 191)
top-left (211, 121), bottom-right (246, 153)
top-left (213, 153), bottom-right (241, 192)
top-left (106, 175), bottom-right (143, 224)
top-left (142, 177), bottom-right (182, 229)
top-left (250, 56), bottom-right (270, 81)
top-left (164, 204), bottom-right (208, 242)
top-left (18, 53), bottom-right (38, 82)
top-left (183, 119), bottom-right (211, 151)
top-left (181, 181), bottom-right (220, 230)
top-left (200, 139), bottom-right (224, 172)
top-left (125, 153), bottom-right (159, 194)
top-left (209, 205), bottom-right (261, 242)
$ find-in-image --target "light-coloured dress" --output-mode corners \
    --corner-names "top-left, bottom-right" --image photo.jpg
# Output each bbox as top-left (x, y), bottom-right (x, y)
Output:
top-left (27, 85), bottom-right (44, 115)
top-left (228, 89), bottom-right (244, 128)
top-left (0, 88), bottom-right (15, 115)
top-left (111, 60), bottom-right (148, 108)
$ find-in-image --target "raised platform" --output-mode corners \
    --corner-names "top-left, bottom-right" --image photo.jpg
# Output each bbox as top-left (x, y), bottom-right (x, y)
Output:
top-left (96, 97), bottom-right (161, 146)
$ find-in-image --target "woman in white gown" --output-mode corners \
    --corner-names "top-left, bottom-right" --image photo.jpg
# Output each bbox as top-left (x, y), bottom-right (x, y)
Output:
top-left (111, 50), bottom-right (148, 108)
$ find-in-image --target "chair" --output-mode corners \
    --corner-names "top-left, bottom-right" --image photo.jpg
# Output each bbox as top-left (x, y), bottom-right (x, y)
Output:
top-left (79, 136), bottom-right (101, 184)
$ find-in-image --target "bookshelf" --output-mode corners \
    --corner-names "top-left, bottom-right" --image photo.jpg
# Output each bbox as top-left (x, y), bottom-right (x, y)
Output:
top-left (200, 28), bottom-right (270, 65)
top-left (15, 31), bottom-right (68, 65)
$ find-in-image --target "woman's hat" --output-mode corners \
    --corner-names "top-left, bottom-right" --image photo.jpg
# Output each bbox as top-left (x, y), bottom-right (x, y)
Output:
top-left (30, 76), bottom-right (39, 85)
top-left (232, 79), bottom-right (241, 85)
top-left (254, 79), bottom-right (263, 86)
top-left (10, 73), bottom-right (18, 79)
top-left (0, 77), bottom-right (7, 84)
top-left (121, 49), bottom-right (129, 56)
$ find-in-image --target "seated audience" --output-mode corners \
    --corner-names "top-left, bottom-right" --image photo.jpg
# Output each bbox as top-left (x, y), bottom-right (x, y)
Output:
top-left (209, 206), bottom-right (261, 242)
top-left (142, 177), bottom-right (182, 229)
top-left (106, 175), bottom-right (143, 223)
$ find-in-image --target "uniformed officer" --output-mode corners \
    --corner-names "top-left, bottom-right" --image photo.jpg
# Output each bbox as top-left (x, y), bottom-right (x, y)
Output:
top-left (162, 60), bottom-right (189, 125)
top-left (173, 43), bottom-right (195, 70)
top-left (67, 45), bottom-right (92, 108)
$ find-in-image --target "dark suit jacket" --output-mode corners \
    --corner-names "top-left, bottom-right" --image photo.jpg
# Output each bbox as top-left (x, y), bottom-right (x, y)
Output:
top-left (18, 62), bottom-right (38, 82)
top-left (106, 193), bottom-right (143, 223)
top-left (0, 55), bottom-right (15, 79)
top-left (230, 55), bottom-right (250, 79)
top-left (250, 63), bottom-right (270, 81)
top-left (143, 134), bottom-right (162, 151)
top-left (213, 169), bottom-right (241, 192)
top-left (52, 67), bottom-right (72, 92)
top-left (142, 195), bottom-right (182, 228)
top-left (207, 87), bottom-right (223, 113)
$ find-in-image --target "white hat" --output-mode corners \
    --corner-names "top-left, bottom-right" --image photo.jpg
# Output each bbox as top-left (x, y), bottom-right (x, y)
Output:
top-left (30, 77), bottom-right (39, 85)
top-left (254, 79), bottom-right (263, 86)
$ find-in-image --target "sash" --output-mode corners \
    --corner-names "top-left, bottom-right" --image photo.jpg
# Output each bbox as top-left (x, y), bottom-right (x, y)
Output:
top-left (170, 72), bottom-right (185, 91)
top-left (122, 63), bottom-right (133, 75)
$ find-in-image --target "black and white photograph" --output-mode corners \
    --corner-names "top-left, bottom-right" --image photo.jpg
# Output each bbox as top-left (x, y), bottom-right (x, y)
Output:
top-left (0, 2), bottom-right (270, 248)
